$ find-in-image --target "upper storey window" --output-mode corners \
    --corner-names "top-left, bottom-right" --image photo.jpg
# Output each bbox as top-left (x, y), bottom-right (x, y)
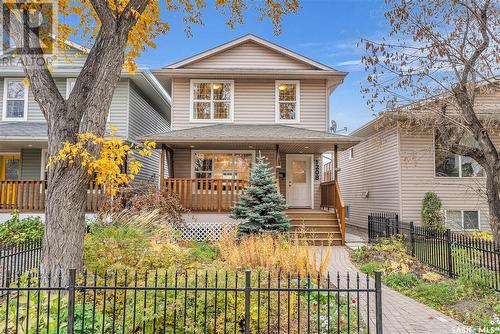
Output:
top-left (3, 79), bottom-right (28, 121)
top-left (275, 80), bottom-right (300, 123)
top-left (190, 80), bottom-right (234, 122)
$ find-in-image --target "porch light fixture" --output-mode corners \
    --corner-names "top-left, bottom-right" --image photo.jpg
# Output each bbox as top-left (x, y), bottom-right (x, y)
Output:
top-left (248, 145), bottom-right (253, 148)
top-left (304, 146), bottom-right (309, 149)
top-left (213, 83), bottom-right (221, 90)
top-left (278, 83), bottom-right (287, 91)
top-left (190, 145), bottom-right (195, 148)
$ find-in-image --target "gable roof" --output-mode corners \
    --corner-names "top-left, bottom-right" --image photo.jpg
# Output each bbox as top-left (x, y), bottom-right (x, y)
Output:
top-left (165, 34), bottom-right (342, 73)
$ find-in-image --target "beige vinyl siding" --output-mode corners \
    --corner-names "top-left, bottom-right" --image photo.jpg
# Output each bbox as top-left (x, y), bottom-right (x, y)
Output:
top-left (128, 83), bottom-right (170, 183)
top-left (399, 129), bottom-right (500, 230)
top-left (338, 127), bottom-right (401, 229)
top-left (172, 78), bottom-right (327, 131)
top-left (185, 42), bottom-right (315, 70)
top-left (20, 149), bottom-right (42, 180)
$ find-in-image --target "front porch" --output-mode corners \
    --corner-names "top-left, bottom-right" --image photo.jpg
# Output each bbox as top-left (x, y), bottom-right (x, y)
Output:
top-left (148, 124), bottom-right (356, 244)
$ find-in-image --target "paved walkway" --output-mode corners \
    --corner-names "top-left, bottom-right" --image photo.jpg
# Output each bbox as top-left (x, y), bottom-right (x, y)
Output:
top-left (318, 246), bottom-right (464, 334)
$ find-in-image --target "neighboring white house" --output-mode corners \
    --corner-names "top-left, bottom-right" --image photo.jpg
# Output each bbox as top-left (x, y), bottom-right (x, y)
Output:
top-left (0, 40), bottom-right (171, 185)
top-left (338, 86), bottom-right (499, 231)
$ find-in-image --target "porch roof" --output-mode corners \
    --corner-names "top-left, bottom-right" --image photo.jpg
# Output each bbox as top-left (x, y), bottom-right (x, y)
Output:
top-left (143, 124), bottom-right (362, 151)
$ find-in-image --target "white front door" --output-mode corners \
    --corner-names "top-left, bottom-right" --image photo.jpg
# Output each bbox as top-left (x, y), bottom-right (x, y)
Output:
top-left (286, 155), bottom-right (312, 208)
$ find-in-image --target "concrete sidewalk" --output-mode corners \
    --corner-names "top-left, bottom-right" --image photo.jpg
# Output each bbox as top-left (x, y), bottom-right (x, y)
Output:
top-left (319, 246), bottom-right (464, 334)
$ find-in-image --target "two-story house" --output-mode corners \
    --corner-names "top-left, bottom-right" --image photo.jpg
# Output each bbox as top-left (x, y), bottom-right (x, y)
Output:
top-left (0, 40), bottom-right (171, 213)
top-left (338, 83), bottom-right (499, 231)
top-left (148, 35), bottom-right (361, 244)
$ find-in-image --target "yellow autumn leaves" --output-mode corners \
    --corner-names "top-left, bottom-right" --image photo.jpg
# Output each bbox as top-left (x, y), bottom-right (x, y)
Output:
top-left (49, 127), bottom-right (156, 196)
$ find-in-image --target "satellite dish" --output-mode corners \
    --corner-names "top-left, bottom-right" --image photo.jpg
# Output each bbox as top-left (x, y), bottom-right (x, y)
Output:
top-left (330, 120), bottom-right (337, 133)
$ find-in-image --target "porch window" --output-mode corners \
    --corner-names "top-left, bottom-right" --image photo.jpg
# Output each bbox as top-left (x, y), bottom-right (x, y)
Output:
top-left (190, 80), bottom-right (234, 121)
top-left (3, 79), bottom-right (28, 121)
top-left (446, 210), bottom-right (479, 230)
top-left (275, 80), bottom-right (300, 123)
top-left (435, 132), bottom-right (484, 177)
top-left (192, 151), bottom-right (254, 180)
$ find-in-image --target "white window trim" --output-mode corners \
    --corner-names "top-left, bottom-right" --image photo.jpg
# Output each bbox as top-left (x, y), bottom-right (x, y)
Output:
top-left (445, 209), bottom-right (481, 231)
top-left (189, 79), bottom-right (234, 123)
top-left (66, 78), bottom-right (76, 99)
top-left (275, 80), bottom-right (300, 123)
top-left (190, 150), bottom-right (255, 179)
top-left (433, 128), bottom-right (485, 178)
top-left (40, 149), bottom-right (48, 180)
top-left (2, 78), bottom-right (29, 121)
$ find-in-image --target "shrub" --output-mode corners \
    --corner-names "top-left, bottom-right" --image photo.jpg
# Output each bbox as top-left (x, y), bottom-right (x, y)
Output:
top-left (359, 262), bottom-right (384, 275)
top-left (0, 210), bottom-right (44, 246)
top-left (84, 212), bottom-right (197, 272)
top-left (187, 241), bottom-right (221, 263)
top-left (218, 232), bottom-right (331, 276)
top-left (421, 192), bottom-right (444, 229)
top-left (469, 230), bottom-right (493, 241)
top-left (384, 272), bottom-right (419, 289)
top-left (106, 182), bottom-right (185, 227)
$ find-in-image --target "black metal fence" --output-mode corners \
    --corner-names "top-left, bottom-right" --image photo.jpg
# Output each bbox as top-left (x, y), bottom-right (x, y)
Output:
top-left (0, 269), bottom-right (383, 334)
top-left (368, 212), bottom-right (500, 291)
top-left (0, 239), bottom-right (42, 287)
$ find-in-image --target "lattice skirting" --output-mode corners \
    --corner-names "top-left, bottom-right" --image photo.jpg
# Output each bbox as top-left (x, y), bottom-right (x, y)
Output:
top-left (175, 222), bottom-right (239, 241)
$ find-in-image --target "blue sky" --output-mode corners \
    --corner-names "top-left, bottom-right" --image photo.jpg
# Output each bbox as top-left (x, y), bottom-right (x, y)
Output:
top-left (137, 0), bottom-right (388, 133)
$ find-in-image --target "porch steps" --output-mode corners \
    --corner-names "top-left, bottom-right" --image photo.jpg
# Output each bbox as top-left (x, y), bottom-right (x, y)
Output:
top-left (286, 209), bottom-right (342, 246)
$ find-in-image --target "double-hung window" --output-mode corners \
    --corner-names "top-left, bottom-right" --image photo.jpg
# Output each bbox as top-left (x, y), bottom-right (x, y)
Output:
top-left (435, 131), bottom-right (484, 177)
top-left (190, 80), bottom-right (234, 122)
top-left (3, 79), bottom-right (28, 121)
top-left (445, 210), bottom-right (480, 230)
top-left (275, 80), bottom-right (300, 123)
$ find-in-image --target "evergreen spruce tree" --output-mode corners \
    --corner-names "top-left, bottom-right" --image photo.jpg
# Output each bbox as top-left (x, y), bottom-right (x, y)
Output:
top-left (231, 156), bottom-right (289, 235)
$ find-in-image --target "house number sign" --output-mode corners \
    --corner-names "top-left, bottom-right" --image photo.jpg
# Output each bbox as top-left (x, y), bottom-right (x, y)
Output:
top-left (314, 159), bottom-right (321, 181)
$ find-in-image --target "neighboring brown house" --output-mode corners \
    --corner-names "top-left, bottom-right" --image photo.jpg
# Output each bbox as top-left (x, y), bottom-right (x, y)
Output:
top-left (338, 88), bottom-right (499, 231)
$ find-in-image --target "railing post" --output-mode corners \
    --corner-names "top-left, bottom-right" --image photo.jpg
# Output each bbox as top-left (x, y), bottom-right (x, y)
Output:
top-left (385, 216), bottom-right (390, 238)
top-left (395, 214), bottom-right (399, 234)
top-left (67, 269), bottom-right (76, 334)
top-left (375, 271), bottom-right (383, 334)
top-left (409, 222), bottom-right (415, 257)
top-left (446, 229), bottom-right (453, 278)
top-left (244, 270), bottom-right (251, 334)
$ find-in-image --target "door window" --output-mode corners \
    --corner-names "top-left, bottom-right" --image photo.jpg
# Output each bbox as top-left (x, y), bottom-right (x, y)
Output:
top-left (292, 160), bottom-right (307, 183)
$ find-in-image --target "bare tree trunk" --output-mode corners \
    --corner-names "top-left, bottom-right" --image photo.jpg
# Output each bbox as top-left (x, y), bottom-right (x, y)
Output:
top-left (486, 167), bottom-right (500, 243)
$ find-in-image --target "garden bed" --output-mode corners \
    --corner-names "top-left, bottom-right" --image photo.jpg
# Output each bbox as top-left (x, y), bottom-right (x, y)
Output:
top-left (350, 238), bottom-right (500, 330)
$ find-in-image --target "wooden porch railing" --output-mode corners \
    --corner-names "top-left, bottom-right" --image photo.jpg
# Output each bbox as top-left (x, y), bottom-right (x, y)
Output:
top-left (320, 180), bottom-right (346, 244)
top-left (0, 180), bottom-right (105, 212)
top-left (162, 178), bottom-right (248, 212)
top-left (323, 161), bottom-right (334, 182)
